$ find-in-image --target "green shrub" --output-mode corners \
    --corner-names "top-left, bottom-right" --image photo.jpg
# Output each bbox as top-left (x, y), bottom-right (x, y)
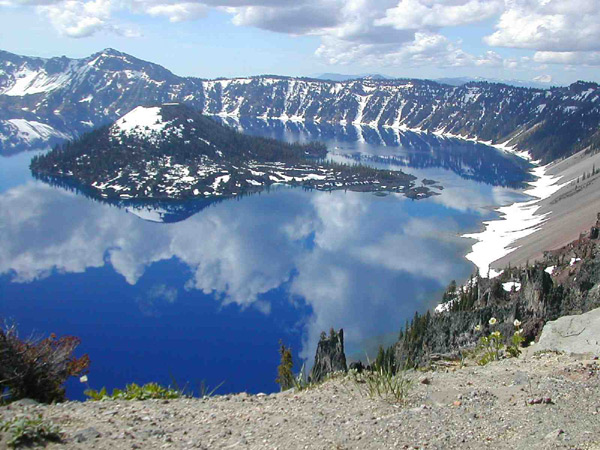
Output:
top-left (1, 415), bottom-right (61, 448)
top-left (476, 318), bottom-right (525, 365)
top-left (0, 321), bottom-right (90, 403)
top-left (507, 320), bottom-right (525, 357)
top-left (476, 330), bottom-right (504, 365)
top-left (84, 382), bottom-right (183, 401)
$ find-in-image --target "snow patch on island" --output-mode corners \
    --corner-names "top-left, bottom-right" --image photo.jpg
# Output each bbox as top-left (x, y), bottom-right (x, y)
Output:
top-left (125, 205), bottom-right (171, 223)
top-left (112, 106), bottom-right (167, 138)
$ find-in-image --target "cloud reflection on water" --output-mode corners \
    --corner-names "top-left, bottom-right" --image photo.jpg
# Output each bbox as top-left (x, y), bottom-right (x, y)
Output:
top-left (0, 179), bottom-right (486, 361)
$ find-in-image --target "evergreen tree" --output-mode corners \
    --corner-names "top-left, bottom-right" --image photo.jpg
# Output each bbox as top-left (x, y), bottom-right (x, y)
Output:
top-left (275, 340), bottom-right (294, 391)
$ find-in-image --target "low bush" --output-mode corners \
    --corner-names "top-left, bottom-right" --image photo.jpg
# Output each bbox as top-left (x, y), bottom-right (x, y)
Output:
top-left (1, 415), bottom-right (62, 448)
top-left (84, 382), bottom-right (184, 401)
top-left (0, 321), bottom-right (90, 403)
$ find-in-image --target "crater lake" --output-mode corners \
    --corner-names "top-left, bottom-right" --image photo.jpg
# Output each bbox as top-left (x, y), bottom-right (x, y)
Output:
top-left (0, 119), bottom-right (533, 398)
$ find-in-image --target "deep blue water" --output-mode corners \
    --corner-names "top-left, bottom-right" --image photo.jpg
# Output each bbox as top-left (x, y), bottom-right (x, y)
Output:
top-left (0, 122), bottom-right (531, 399)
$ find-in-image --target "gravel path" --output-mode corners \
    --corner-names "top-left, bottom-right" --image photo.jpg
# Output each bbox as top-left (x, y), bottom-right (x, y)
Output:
top-left (2, 350), bottom-right (599, 449)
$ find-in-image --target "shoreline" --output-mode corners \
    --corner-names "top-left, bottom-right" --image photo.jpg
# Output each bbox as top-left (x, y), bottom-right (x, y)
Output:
top-left (462, 165), bottom-right (567, 277)
top-left (373, 123), bottom-right (567, 279)
top-left (216, 116), bottom-right (565, 279)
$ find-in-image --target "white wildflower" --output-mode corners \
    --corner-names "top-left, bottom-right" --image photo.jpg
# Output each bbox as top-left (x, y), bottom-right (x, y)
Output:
top-left (79, 375), bottom-right (88, 383)
top-left (514, 319), bottom-right (522, 327)
top-left (489, 317), bottom-right (497, 325)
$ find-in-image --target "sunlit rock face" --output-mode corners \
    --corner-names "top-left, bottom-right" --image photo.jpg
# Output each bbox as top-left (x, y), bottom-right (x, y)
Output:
top-left (310, 328), bottom-right (347, 383)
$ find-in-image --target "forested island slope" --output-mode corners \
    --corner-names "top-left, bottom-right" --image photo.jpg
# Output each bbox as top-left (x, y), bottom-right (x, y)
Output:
top-left (30, 104), bottom-right (430, 201)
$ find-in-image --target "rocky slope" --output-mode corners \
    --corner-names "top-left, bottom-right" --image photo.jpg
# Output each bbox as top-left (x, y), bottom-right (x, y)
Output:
top-left (1, 350), bottom-right (598, 449)
top-left (1, 49), bottom-right (599, 162)
top-left (394, 216), bottom-right (600, 367)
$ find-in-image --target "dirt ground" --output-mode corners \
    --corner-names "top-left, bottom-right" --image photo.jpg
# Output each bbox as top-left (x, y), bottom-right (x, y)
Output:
top-left (2, 348), bottom-right (599, 450)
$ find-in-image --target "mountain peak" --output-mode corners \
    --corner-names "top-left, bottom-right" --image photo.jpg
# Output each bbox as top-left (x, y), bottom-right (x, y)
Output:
top-left (99, 48), bottom-right (123, 56)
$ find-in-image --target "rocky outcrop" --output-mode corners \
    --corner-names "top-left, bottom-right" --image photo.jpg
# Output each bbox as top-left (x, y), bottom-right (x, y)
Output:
top-left (536, 307), bottom-right (600, 356)
top-left (310, 329), bottom-right (347, 383)
top-left (394, 227), bottom-right (600, 367)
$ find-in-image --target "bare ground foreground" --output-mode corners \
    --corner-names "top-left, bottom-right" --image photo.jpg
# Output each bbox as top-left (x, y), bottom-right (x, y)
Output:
top-left (2, 348), bottom-right (599, 450)
top-left (493, 149), bottom-right (600, 270)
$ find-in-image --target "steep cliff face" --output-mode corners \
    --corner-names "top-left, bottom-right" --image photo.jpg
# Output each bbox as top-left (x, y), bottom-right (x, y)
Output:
top-left (395, 223), bottom-right (600, 366)
top-left (1, 49), bottom-right (599, 163)
top-left (310, 329), bottom-right (348, 383)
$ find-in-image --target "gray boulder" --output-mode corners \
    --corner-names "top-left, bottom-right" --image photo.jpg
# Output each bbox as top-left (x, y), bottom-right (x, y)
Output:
top-left (536, 307), bottom-right (600, 355)
top-left (73, 427), bottom-right (101, 442)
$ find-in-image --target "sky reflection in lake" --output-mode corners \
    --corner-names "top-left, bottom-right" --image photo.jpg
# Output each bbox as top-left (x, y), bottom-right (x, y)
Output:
top-left (0, 124), bottom-right (531, 396)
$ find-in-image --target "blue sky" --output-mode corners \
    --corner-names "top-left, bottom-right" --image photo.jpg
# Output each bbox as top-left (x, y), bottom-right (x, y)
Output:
top-left (1, 0), bottom-right (599, 84)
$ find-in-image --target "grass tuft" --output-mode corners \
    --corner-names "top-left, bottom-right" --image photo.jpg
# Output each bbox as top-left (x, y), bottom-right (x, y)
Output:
top-left (352, 367), bottom-right (412, 404)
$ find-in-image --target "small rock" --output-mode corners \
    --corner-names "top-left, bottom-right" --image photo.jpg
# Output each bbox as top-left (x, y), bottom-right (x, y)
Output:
top-left (453, 400), bottom-right (462, 407)
top-left (73, 427), bottom-right (101, 442)
top-left (9, 398), bottom-right (39, 407)
top-left (420, 377), bottom-right (431, 385)
top-left (545, 429), bottom-right (564, 440)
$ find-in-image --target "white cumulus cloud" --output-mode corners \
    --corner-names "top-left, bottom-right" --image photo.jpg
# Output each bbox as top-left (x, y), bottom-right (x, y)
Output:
top-left (533, 51), bottom-right (600, 66)
top-left (5, 0), bottom-right (600, 69)
top-left (485, 0), bottom-right (600, 52)
top-left (376, 0), bottom-right (503, 30)
top-left (37, 0), bottom-right (111, 38)
top-left (144, 2), bottom-right (207, 22)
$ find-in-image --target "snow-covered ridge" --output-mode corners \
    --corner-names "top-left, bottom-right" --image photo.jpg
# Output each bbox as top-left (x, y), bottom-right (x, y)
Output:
top-left (0, 118), bottom-right (72, 150)
top-left (1, 49), bottom-right (599, 161)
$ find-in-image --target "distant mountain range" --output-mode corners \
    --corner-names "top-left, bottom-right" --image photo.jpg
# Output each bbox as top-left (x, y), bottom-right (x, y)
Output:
top-left (314, 73), bottom-right (392, 82)
top-left (1, 48), bottom-right (599, 163)
top-left (316, 73), bottom-right (556, 90)
top-left (434, 77), bottom-right (557, 90)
